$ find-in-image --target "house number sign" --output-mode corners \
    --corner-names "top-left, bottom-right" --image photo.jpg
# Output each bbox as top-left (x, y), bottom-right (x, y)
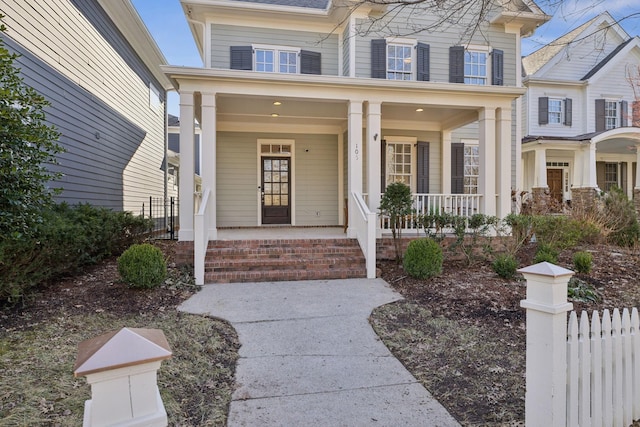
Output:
top-left (355, 144), bottom-right (359, 160)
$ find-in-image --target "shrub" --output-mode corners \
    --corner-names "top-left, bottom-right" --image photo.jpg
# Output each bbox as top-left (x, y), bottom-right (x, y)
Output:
top-left (573, 251), bottom-right (593, 274)
top-left (379, 182), bottom-right (414, 263)
top-left (532, 215), bottom-right (600, 250)
top-left (603, 187), bottom-right (640, 247)
top-left (533, 243), bottom-right (559, 264)
top-left (492, 254), bottom-right (518, 279)
top-left (118, 243), bottom-right (167, 289)
top-left (403, 238), bottom-right (443, 279)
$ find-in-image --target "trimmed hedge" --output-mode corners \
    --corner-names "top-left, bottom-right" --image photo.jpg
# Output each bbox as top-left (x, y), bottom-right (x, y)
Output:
top-left (118, 243), bottom-right (167, 289)
top-left (403, 238), bottom-right (443, 279)
top-left (0, 203), bottom-right (152, 304)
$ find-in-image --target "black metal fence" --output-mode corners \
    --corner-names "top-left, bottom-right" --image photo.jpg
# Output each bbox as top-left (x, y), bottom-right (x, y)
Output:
top-left (141, 197), bottom-right (179, 240)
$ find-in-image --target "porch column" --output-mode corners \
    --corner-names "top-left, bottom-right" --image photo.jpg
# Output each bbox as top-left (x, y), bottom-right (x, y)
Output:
top-left (441, 130), bottom-right (452, 194)
top-left (634, 145), bottom-right (640, 214)
top-left (178, 90), bottom-right (195, 241)
top-left (366, 102), bottom-right (382, 217)
top-left (532, 146), bottom-right (549, 213)
top-left (572, 148), bottom-right (583, 189)
top-left (478, 108), bottom-right (496, 216)
top-left (583, 142), bottom-right (597, 188)
top-left (626, 160), bottom-right (634, 199)
top-left (572, 143), bottom-right (598, 212)
top-left (496, 106), bottom-right (512, 218)
top-left (347, 100), bottom-right (363, 238)
top-left (200, 92), bottom-right (217, 239)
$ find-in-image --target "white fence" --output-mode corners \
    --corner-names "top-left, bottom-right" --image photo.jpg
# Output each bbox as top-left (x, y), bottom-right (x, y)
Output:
top-left (351, 192), bottom-right (377, 279)
top-left (380, 193), bottom-right (482, 232)
top-left (520, 263), bottom-right (640, 427)
top-left (567, 308), bottom-right (640, 427)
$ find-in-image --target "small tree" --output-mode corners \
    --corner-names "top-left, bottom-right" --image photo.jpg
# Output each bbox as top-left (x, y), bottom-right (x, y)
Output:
top-left (0, 17), bottom-right (63, 238)
top-left (379, 182), bottom-right (413, 263)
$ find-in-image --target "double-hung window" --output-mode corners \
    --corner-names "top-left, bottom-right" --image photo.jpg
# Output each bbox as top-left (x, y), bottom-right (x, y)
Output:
top-left (254, 46), bottom-right (299, 74)
top-left (604, 163), bottom-right (618, 191)
top-left (385, 142), bottom-right (413, 187)
top-left (464, 51), bottom-right (487, 85)
top-left (548, 99), bottom-right (563, 124)
top-left (387, 43), bottom-right (413, 80)
top-left (463, 144), bottom-right (479, 194)
top-left (605, 101), bottom-right (618, 130)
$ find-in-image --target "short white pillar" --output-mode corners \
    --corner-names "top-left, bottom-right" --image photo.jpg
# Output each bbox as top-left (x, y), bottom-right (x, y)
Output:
top-left (74, 328), bottom-right (172, 427)
top-left (519, 262), bottom-right (574, 427)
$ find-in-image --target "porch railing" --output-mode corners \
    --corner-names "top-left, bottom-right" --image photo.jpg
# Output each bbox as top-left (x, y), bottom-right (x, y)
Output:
top-left (380, 193), bottom-right (483, 232)
top-left (351, 192), bottom-right (377, 278)
top-left (194, 188), bottom-right (212, 286)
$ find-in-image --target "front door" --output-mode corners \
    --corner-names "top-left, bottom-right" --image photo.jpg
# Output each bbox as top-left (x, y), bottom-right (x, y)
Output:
top-left (262, 157), bottom-right (291, 224)
top-left (547, 169), bottom-right (563, 205)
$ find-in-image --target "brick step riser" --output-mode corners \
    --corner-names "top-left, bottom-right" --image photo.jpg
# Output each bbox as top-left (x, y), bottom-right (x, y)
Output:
top-left (206, 259), bottom-right (365, 272)
top-left (206, 240), bottom-right (359, 249)
top-left (204, 269), bottom-right (367, 284)
top-left (205, 249), bottom-right (363, 258)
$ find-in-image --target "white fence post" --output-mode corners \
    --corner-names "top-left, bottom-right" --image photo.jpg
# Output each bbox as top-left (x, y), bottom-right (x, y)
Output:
top-left (519, 262), bottom-right (574, 427)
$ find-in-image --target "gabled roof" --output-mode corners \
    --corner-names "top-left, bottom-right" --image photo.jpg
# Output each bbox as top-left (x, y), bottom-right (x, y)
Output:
top-left (582, 37), bottom-right (636, 80)
top-left (522, 15), bottom-right (599, 76)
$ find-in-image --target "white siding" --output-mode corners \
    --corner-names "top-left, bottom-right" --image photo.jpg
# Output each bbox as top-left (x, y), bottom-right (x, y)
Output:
top-left (526, 84), bottom-right (585, 136)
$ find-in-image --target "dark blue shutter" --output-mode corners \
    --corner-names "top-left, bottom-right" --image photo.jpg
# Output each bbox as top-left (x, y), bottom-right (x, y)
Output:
top-left (491, 49), bottom-right (503, 86)
top-left (300, 50), bottom-right (321, 74)
top-left (621, 100), bottom-right (628, 127)
top-left (230, 46), bottom-right (252, 70)
top-left (416, 42), bottom-right (430, 81)
top-left (538, 97), bottom-right (549, 125)
top-left (451, 143), bottom-right (464, 194)
top-left (564, 98), bottom-right (572, 126)
top-left (595, 99), bottom-right (605, 131)
top-left (371, 39), bottom-right (386, 79)
top-left (449, 46), bottom-right (464, 83)
top-left (417, 142), bottom-right (429, 193)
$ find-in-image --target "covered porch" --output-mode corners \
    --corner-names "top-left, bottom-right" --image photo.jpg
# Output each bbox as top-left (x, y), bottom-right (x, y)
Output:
top-left (163, 67), bottom-right (521, 283)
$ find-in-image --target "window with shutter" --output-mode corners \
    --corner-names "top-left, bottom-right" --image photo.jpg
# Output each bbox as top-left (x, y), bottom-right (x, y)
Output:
top-left (449, 46), bottom-right (464, 83)
top-left (417, 142), bottom-right (429, 193)
top-left (564, 98), bottom-right (572, 126)
top-left (491, 49), bottom-right (503, 86)
top-left (416, 43), bottom-right (430, 82)
top-left (300, 50), bottom-right (321, 75)
top-left (538, 97), bottom-right (549, 125)
top-left (371, 39), bottom-right (387, 79)
top-left (230, 46), bottom-right (253, 70)
top-left (595, 99), bottom-right (606, 131)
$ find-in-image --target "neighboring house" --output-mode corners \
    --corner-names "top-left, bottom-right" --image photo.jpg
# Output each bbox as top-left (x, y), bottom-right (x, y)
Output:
top-left (1, 0), bottom-right (174, 213)
top-left (521, 12), bottom-right (640, 211)
top-left (163, 0), bottom-right (548, 280)
top-left (167, 114), bottom-right (202, 200)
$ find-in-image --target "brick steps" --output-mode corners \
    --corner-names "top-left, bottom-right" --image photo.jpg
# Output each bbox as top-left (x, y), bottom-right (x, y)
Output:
top-left (203, 238), bottom-right (366, 283)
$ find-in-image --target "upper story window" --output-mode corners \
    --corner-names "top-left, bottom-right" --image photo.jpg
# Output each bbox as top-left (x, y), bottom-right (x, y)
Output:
top-left (230, 45), bottom-right (321, 75)
top-left (548, 99), bottom-right (563, 124)
top-left (595, 98), bottom-right (628, 132)
top-left (450, 46), bottom-right (503, 86)
top-left (371, 39), bottom-right (430, 82)
top-left (605, 101), bottom-right (618, 130)
top-left (254, 46), bottom-right (299, 74)
top-left (387, 43), bottom-right (413, 80)
top-left (538, 97), bottom-right (573, 126)
top-left (464, 51), bottom-right (487, 85)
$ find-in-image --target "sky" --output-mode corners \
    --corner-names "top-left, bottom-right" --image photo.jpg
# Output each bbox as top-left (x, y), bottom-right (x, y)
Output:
top-left (130, 0), bottom-right (640, 117)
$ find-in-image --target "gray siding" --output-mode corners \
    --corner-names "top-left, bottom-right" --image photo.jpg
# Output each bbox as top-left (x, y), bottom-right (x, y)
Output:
top-left (354, 11), bottom-right (516, 85)
top-left (342, 24), bottom-right (350, 76)
top-left (210, 24), bottom-right (339, 75)
top-left (6, 36), bottom-right (147, 210)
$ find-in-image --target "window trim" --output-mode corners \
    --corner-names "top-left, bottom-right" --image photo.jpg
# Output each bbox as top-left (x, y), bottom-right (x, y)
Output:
top-left (461, 139), bottom-right (479, 195)
top-left (605, 100), bottom-right (618, 130)
top-left (385, 38), bottom-right (417, 81)
top-left (252, 44), bottom-right (301, 74)
top-left (464, 45), bottom-right (491, 86)
top-left (548, 98), bottom-right (564, 125)
top-left (383, 136), bottom-right (417, 192)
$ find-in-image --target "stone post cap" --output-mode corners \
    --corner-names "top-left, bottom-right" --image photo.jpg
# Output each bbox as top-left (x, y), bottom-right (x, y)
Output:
top-left (74, 328), bottom-right (172, 377)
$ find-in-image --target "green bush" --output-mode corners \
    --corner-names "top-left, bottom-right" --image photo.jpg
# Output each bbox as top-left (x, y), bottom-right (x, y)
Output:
top-left (492, 254), bottom-right (518, 279)
top-left (532, 215), bottom-right (600, 250)
top-left (0, 203), bottom-right (153, 304)
top-left (403, 238), bottom-right (443, 279)
top-left (604, 187), bottom-right (640, 247)
top-left (573, 251), bottom-right (593, 274)
top-left (533, 243), bottom-right (559, 264)
top-left (118, 243), bottom-right (167, 289)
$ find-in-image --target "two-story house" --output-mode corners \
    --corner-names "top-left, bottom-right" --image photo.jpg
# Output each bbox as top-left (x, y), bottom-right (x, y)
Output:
top-left (521, 12), bottom-right (640, 212)
top-left (163, 0), bottom-right (548, 283)
top-left (1, 0), bottom-right (173, 213)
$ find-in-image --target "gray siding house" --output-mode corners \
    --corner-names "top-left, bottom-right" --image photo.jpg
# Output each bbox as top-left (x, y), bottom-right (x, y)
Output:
top-left (1, 0), bottom-right (174, 213)
top-left (163, 0), bottom-right (549, 283)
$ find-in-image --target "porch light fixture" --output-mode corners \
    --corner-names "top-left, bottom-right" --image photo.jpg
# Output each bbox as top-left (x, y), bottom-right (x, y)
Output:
top-left (271, 113), bottom-right (279, 117)
top-left (273, 101), bottom-right (282, 106)
top-left (415, 108), bottom-right (424, 112)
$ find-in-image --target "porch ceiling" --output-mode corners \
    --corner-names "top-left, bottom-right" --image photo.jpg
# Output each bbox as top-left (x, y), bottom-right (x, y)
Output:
top-left (213, 94), bottom-right (479, 129)
top-left (596, 136), bottom-right (640, 155)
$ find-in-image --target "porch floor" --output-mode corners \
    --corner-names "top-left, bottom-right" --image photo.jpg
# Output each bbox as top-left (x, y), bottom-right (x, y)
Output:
top-left (217, 226), bottom-right (347, 240)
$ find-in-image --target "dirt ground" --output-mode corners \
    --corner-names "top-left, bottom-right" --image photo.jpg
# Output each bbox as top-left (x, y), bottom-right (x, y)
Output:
top-left (2, 240), bottom-right (639, 425)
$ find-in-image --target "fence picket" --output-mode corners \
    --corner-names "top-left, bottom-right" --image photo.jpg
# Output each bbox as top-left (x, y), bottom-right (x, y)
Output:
top-left (622, 309), bottom-right (633, 426)
top-left (632, 308), bottom-right (640, 421)
top-left (602, 309), bottom-right (613, 427)
top-left (591, 310), bottom-right (603, 427)
top-left (567, 311), bottom-right (579, 427)
top-left (579, 311), bottom-right (592, 427)
top-left (612, 309), bottom-right (623, 427)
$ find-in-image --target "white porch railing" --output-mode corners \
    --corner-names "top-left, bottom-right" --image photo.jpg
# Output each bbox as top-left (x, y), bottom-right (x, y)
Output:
top-left (379, 193), bottom-right (483, 232)
top-left (194, 188), bottom-right (211, 286)
top-left (351, 192), bottom-right (377, 279)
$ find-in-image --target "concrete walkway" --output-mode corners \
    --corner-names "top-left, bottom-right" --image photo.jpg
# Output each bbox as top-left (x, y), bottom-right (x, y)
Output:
top-left (178, 278), bottom-right (460, 427)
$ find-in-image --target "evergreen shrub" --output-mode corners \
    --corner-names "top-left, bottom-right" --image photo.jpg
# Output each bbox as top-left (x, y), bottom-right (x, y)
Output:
top-left (118, 243), bottom-right (167, 289)
top-left (403, 238), bottom-right (443, 279)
